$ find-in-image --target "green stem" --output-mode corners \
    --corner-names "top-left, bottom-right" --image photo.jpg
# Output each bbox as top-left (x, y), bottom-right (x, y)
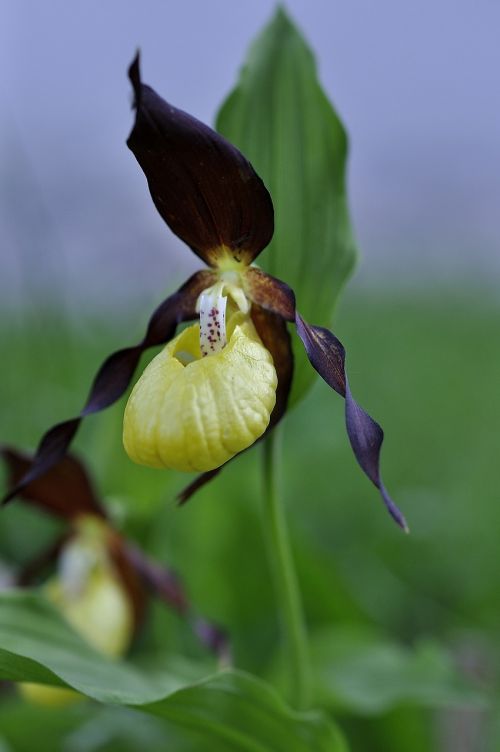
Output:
top-left (262, 425), bottom-right (311, 710)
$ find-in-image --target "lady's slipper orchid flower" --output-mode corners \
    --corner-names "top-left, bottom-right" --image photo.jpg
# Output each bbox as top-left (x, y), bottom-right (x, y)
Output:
top-left (2, 54), bottom-right (407, 531)
top-left (1, 447), bottom-right (227, 668)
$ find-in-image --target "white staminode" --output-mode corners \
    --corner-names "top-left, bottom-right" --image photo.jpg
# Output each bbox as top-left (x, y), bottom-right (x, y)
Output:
top-left (199, 291), bottom-right (227, 357)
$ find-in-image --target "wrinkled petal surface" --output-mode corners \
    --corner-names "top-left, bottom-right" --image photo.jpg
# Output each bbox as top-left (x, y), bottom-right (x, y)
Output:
top-left (123, 313), bottom-right (277, 472)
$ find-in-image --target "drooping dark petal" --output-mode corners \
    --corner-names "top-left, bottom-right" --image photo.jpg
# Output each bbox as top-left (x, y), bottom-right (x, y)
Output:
top-left (244, 267), bottom-right (296, 321)
top-left (177, 304), bottom-right (293, 505)
top-left (193, 618), bottom-right (231, 663)
top-left (2, 270), bottom-right (214, 506)
top-left (295, 313), bottom-right (408, 532)
top-left (295, 315), bottom-right (346, 397)
top-left (123, 543), bottom-right (188, 615)
top-left (0, 447), bottom-right (106, 519)
top-left (344, 382), bottom-right (408, 531)
top-left (127, 53), bottom-right (274, 267)
top-left (106, 534), bottom-right (148, 630)
top-left (122, 544), bottom-right (229, 659)
top-left (251, 304), bottom-right (293, 429)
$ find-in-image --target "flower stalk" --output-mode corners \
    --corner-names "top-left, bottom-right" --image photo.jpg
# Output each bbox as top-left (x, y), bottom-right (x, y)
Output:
top-left (262, 426), bottom-right (311, 710)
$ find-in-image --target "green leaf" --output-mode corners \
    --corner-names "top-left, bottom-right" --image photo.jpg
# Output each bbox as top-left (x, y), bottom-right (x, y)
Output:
top-left (0, 591), bottom-right (346, 751)
top-left (147, 672), bottom-right (347, 752)
top-left (0, 697), bottom-right (92, 752)
top-left (307, 627), bottom-right (488, 715)
top-left (216, 7), bottom-right (358, 403)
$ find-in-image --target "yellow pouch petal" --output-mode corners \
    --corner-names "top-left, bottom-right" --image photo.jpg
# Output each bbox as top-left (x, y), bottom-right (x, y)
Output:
top-left (123, 312), bottom-right (277, 472)
top-left (47, 569), bottom-right (133, 658)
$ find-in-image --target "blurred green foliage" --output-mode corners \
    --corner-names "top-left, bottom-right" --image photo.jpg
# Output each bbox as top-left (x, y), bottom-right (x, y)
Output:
top-left (0, 286), bottom-right (497, 749)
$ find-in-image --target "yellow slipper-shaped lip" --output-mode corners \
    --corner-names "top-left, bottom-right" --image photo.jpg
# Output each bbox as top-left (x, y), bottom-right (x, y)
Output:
top-left (123, 312), bottom-right (277, 472)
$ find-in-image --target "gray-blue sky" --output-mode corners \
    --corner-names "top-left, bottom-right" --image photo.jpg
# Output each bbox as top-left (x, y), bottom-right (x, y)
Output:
top-left (2, 0), bottom-right (499, 308)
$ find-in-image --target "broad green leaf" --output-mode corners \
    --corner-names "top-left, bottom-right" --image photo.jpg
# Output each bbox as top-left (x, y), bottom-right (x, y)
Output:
top-left (307, 627), bottom-right (488, 715)
top-left (216, 7), bottom-right (357, 403)
top-left (146, 672), bottom-right (347, 752)
top-left (0, 591), bottom-right (346, 752)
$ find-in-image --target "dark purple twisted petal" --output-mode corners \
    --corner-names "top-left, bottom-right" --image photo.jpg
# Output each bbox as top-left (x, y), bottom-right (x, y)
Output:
top-left (127, 53), bottom-right (274, 267)
top-left (295, 314), bottom-right (346, 397)
top-left (2, 270), bottom-right (214, 506)
top-left (295, 313), bottom-right (408, 532)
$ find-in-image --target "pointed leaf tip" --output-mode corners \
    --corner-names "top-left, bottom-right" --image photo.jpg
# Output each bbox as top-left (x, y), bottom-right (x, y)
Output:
top-left (273, 5), bottom-right (293, 27)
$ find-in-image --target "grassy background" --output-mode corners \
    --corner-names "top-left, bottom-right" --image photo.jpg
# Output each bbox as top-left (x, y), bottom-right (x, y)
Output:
top-left (1, 286), bottom-right (498, 750)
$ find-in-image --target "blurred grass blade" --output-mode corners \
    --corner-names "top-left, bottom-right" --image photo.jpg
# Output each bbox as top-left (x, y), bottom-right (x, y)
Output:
top-left (216, 7), bottom-right (358, 403)
top-left (0, 591), bottom-right (347, 751)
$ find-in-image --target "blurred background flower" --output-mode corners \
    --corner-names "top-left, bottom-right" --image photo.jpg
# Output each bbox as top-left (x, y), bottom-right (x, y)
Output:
top-left (0, 447), bottom-right (226, 685)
